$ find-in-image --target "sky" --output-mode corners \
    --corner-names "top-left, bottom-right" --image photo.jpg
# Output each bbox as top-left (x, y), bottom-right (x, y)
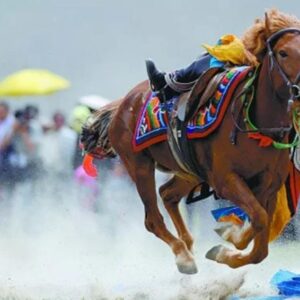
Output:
top-left (0, 0), bottom-right (300, 115)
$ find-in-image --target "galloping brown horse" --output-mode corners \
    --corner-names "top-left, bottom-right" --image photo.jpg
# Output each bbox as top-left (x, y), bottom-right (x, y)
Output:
top-left (82, 11), bottom-right (300, 274)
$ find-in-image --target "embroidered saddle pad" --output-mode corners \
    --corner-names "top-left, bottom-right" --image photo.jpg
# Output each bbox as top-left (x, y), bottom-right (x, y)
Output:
top-left (133, 66), bottom-right (251, 152)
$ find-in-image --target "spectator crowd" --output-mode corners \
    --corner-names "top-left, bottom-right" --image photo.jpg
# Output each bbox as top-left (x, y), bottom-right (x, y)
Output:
top-left (0, 97), bottom-right (126, 211)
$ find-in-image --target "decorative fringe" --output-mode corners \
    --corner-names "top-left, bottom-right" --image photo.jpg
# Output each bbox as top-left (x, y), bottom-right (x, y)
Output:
top-left (248, 132), bottom-right (274, 147)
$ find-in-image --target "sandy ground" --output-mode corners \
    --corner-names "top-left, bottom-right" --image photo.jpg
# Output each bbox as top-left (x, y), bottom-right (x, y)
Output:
top-left (0, 174), bottom-right (299, 300)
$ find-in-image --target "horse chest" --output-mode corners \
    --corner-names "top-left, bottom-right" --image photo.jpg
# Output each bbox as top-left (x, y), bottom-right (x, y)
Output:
top-left (234, 146), bottom-right (289, 181)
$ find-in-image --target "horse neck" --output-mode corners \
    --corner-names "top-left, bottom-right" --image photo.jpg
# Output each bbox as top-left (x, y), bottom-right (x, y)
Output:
top-left (253, 57), bottom-right (290, 136)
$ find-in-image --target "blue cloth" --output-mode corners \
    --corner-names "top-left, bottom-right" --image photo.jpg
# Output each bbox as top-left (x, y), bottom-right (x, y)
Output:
top-left (230, 270), bottom-right (300, 299)
top-left (210, 56), bottom-right (225, 68)
top-left (211, 205), bottom-right (250, 222)
top-left (230, 296), bottom-right (287, 300)
top-left (271, 270), bottom-right (300, 297)
top-left (210, 37), bottom-right (225, 67)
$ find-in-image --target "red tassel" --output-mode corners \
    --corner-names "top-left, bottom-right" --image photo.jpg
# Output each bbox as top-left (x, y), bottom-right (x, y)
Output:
top-left (82, 154), bottom-right (98, 177)
top-left (248, 133), bottom-right (274, 147)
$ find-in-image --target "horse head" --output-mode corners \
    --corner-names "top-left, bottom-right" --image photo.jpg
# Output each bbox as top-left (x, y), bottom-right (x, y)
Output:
top-left (268, 29), bottom-right (300, 143)
top-left (266, 28), bottom-right (300, 104)
top-left (250, 27), bottom-right (300, 140)
top-left (240, 9), bottom-right (300, 129)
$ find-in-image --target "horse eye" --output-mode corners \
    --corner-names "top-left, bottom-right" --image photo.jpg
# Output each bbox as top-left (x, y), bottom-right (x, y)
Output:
top-left (278, 50), bottom-right (288, 58)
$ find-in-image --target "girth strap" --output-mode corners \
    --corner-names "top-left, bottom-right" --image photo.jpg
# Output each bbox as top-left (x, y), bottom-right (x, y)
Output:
top-left (177, 70), bottom-right (228, 180)
top-left (165, 68), bottom-right (224, 179)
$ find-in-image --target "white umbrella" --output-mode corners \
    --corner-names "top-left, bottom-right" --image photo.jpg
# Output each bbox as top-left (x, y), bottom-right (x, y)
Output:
top-left (79, 95), bottom-right (110, 110)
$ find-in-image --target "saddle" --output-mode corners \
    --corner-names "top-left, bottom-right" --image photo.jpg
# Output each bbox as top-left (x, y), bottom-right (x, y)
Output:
top-left (166, 67), bottom-right (225, 180)
top-left (166, 66), bottom-right (252, 203)
top-left (177, 67), bottom-right (226, 122)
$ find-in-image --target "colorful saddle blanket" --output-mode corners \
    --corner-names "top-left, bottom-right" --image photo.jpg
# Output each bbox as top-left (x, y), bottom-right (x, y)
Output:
top-left (133, 66), bottom-right (251, 152)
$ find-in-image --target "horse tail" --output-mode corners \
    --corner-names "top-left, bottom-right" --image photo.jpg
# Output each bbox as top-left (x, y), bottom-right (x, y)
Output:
top-left (81, 99), bottom-right (122, 158)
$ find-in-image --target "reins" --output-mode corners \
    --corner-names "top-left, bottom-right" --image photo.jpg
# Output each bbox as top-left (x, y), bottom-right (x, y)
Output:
top-left (231, 28), bottom-right (300, 149)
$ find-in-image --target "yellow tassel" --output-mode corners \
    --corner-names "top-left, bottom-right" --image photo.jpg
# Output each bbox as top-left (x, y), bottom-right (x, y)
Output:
top-left (202, 34), bottom-right (248, 65)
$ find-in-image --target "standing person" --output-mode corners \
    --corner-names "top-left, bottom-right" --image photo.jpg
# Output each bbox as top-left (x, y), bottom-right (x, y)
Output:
top-left (0, 101), bottom-right (16, 198)
top-left (11, 108), bottom-right (41, 182)
top-left (70, 105), bottom-right (91, 170)
top-left (0, 101), bottom-right (15, 154)
top-left (70, 99), bottom-right (104, 211)
top-left (39, 111), bottom-right (77, 202)
top-left (40, 112), bottom-right (77, 177)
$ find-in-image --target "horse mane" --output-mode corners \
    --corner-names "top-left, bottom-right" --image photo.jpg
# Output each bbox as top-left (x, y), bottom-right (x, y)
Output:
top-left (241, 8), bottom-right (300, 64)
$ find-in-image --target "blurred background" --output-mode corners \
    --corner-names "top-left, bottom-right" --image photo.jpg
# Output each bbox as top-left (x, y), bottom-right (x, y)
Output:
top-left (0, 1), bottom-right (300, 299)
top-left (0, 0), bottom-right (300, 114)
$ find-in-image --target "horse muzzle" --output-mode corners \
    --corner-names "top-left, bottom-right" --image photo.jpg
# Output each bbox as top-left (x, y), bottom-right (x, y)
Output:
top-left (291, 84), bottom-right (300, 100)
top-left (292, 71), bottom-right (300, 100)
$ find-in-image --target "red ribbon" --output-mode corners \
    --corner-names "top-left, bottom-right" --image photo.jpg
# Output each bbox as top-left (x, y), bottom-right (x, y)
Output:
top-left (248, 133), bottom-right (274, 147)
top-left (82, 154), bottom-right (98, 177)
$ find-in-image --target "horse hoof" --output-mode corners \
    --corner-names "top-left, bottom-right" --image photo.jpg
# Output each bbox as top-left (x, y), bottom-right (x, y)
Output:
top-left (176, 260), bottom-right (198, 274)
top-left (205, 245), bottom-right (224, 262)
top-left (214, 224), bottom-right (231, 240)
top-left (175, 253), bottom-right (198, 274)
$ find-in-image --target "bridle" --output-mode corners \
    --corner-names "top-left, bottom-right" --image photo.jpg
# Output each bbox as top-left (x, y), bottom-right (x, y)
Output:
top-left (267, 27), bottom-right (300, 104)
top-left (231, 28), bottom-right (300, 145)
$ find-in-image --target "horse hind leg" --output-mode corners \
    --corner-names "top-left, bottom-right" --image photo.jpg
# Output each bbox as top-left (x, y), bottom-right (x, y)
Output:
top-left (159, 175), bottom-right (197, 252)
top-left (120, 152), bottom-right (198, 274)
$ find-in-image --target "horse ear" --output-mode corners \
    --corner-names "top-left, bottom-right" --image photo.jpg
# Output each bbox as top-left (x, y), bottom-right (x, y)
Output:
top-left (265, 12), bottom-right (271, 37)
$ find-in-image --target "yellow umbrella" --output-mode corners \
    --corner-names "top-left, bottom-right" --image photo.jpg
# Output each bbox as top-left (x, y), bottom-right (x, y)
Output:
top-left (0, 69), bottom-right (70, 97)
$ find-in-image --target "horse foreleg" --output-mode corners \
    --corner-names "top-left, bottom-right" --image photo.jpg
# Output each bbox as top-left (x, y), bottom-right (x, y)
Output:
top-left (159, 175), bottom-right (196, 252)
top-left (214, 221), bottom-right (253, 250)
top-left (206, 227), bottom-right (269, 268)
top-left (207, 191), bottom-right (278, 268)
top-left (214, 172), bottom-right (274, 250)
top-left (129, 156), bottom-right (197, 274)
top-left (206, 172), bottom-right (269, 267)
